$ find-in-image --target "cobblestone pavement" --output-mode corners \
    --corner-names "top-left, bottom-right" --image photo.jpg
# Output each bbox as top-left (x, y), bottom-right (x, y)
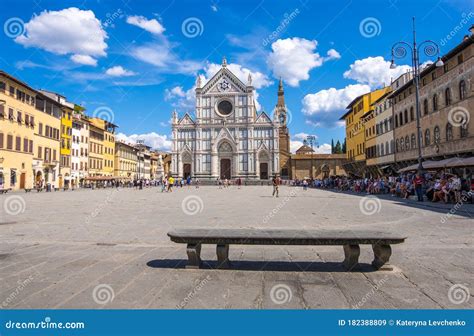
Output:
top-left (1, 186), bottom-right (472, 309)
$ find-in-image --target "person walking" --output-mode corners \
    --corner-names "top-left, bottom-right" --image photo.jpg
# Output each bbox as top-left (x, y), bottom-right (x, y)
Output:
top-left (414, 173), bottom-right (424, 202)
top-left (195, 178), bottom-right (200, 189)
top-left (272, 175), bottom-right (279, 197)
top-left (168, 175), bottom-right (174, 192)
top-left (302, 179), bottom-right (308, 191)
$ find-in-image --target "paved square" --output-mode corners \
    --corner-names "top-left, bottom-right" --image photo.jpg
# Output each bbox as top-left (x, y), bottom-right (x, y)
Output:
top-left (1, 186), bottom-right (472, 309)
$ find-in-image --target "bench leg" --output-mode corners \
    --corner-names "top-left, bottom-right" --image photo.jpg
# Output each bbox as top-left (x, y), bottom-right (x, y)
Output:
top-left (216, 244), bottom-right (230, 269)
top-left (372, 244), bottom-right (392, 269)
top-left (186, 243), bottom-right (202, 269)
top-left (343, 244), bottom-right (360, 270)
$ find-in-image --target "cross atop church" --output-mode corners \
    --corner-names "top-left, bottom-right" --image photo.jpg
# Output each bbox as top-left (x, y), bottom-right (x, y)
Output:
top-left (222, 56), bottom-right (227, 67)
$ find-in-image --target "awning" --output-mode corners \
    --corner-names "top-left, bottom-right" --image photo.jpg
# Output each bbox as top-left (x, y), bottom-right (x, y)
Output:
top-left (398, 157), bottom-right (474, 172)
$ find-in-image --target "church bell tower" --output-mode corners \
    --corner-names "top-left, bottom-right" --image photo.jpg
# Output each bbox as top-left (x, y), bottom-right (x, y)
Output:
top-left (275, 78), bottom-right (291, 178)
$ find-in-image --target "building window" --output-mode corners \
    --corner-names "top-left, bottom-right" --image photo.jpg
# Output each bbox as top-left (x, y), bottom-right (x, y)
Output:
top-left (7, 134), bottom-right (13, 149)
top-left (445, 88), bottom-right (452, 106)
top-left (425, 129), bottom-right (431, 146)
top-left (396, 139), bottom-right (399, 152)
top-left (410, 107), bottom-right (414, 121)
top-left (405, 135), bottom-right (410, 151)
top-left (395, 114), bottom-right (399, 128)
top-left (459, 80), bottom-right (467, 100)
top-left (404, 109), bottom-right (408, 123)
top-left (432, 94), bottom-right (438, 111)
top-left (434, 126), bottom-right (440, 143)
top-left (15, 136), bottom-right (21, 151)
top-left (423, 99), bottom-right (429, 115)
top-left (460, 123), bottom-right (468, 138)
top-left (411, 134), bottom-right (416, 149)
top-left (446, 123), bottom-right (453, 141)
top-left (400, 138), bottom-right (404, 152)
top-left (0, 132), bottom-right (3, 148)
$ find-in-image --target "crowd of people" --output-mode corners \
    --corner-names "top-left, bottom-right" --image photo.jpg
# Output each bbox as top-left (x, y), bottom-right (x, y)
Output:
top-left (293, 172), bottom-right (473, 204)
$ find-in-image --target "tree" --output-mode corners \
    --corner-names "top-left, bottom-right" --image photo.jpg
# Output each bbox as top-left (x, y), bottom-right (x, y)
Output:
top-left (331, 139), bottom-right (335, 154)
top-left (335, 140), bottom-right (342, 154)
top-left (342, 138), bottom-right (346, 153)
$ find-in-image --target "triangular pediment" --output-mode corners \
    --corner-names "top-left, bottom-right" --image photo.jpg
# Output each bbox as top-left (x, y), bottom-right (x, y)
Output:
top-left (255, 111), bottom-right (272, 124)
top-left (178, 113), bottom-right (195, 125)
top-left (202, 67), bottom-right (247, 94)
top-left (213, 127), bottom-right (236, 144)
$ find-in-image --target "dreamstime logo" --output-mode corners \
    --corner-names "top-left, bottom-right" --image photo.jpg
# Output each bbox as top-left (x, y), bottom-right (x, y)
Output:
top-left (359, 17), bottom-right (382, 38)
top-left (4, 17), bottom-right (25, 38)
top-left (262, 8), bottom-right (300, 46)
top-left (448, 106), bottom-right (470, 127)
top-left (270, 284), bottom-right (292, 305)
top-left (181, 195), bottom-right (204, 215)
top-left (92, 106), bottom-right (115, 123)
top-left (92, 284), bottom-right (115, 305)
top-left (181, 17), bottom-right (204, 38)
top-left (359, 195), bottom-right (382, 215)
top-left (440, 12), bottom-right (474, 47)
top-left (3, 195), bottom-right (26, 216)
top-left (448, 284), bottom-right (470, 305)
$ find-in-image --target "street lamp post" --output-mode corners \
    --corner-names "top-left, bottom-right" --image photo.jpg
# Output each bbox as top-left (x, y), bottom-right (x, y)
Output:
top-left (390, 17), bottom-right (444, 175)
top-left (307, 135), bottom-right (317, 180)
top-left (137, 139), bottom-right (144, 180)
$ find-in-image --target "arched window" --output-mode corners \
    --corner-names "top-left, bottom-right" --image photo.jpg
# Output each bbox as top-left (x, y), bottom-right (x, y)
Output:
top-left (385, 141), bottom-right (389, 155)
top-left (396, 139), bottom-right (399, 152)
top-left (423, 99), bottom-right (429, 115)
top-left (445, 87), bottom-right (452, 106)
top-left (432, 94), bottom-right (438, 111)
top-left (459, 80), bottom-right (467, 100)
top-left (460, 122), bottom-right (469, 138)
top-left (434, 126), bottom-right (440, 143)
top-left (411, 134), bottom-right (416, 149)
top-left (400, 137), bottom-right (404, 151)
top-left (446, 123), bottom-right (453, 141)
top-left (390, 140), bottom-right (394, 153)
top-left (410, 107), bottom-right (414, 121)
top-left (404, 109), bottom-right (408, 123)
top-left (405, 135), bottom-right (410, 150)
top-left (399, 112), bottom-right (404, 125)
top-left (425, 129), bottom-right (431, 146)
top-left (395, 114), bottom-right (399, 128)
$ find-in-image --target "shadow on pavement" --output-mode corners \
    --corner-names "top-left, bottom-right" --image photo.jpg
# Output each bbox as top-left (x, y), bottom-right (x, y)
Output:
top-left (146, 259), bottom-right (379, 273)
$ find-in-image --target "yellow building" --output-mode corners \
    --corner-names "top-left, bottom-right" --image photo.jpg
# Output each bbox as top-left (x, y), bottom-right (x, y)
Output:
top-left (340, 87), bottom-right (390, 176)
top-left (0, 71), bottom-right (36, 190)
top-left (40, 90), bottom-right (74, 188)
top-left (114, 141), bottom-right (138, 179)
top-left (88, 117), bottom-right (117, 176)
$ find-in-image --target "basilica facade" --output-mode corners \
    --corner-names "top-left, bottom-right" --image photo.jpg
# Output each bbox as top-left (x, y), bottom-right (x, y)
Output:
top-left (171, 58), bottom-right (290, 180)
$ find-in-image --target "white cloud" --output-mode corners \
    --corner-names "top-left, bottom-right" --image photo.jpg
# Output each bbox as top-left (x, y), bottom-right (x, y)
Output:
top-left (126, 15), bottom-right (165, 35)
top-left (326, 49), bottom-right (341, 60)
top-left (343, 56), bottom-right (411, 88)
top-left (303, 84), bottom-right (371, 115)
top-left (130, 42), bottom-right (202, 74)
top-left (15, 7), bottom-right (107, 66)
top-left (267, 38), bottom-right (337, 87)
top-left (116, 132), bottom-right (171, 151)
top-left (165, 86), bottom-right (186, 99)
top-left (70, 54), bottom-right (98, 66)
top-left (105, 65), bottom-right (136, 77)
top-left (289, 139), bottom-right (331, 154)
top-left (302, 84), bottom-right (371, 127)
top-left (293, 132), bottom-right (318, 141)
top-left (211, 5), bottom-right (218, 12)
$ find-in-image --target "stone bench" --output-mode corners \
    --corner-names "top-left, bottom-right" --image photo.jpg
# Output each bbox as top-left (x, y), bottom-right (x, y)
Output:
top-left (168, 229), bottom-right (406, 271)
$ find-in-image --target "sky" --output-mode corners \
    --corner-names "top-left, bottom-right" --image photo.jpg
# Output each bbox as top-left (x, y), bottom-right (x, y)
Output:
top-left (1, 0), bottom-right (473, 153)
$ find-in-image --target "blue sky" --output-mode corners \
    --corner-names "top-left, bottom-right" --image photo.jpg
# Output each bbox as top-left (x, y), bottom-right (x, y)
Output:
top-left (1, 0), bottom-right (473, 152)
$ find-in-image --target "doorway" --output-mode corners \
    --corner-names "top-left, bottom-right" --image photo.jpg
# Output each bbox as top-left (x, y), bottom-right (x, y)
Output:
top-left (183, 164), bottom-right (191, 179)
top-left (20, 172), bottom-right (26, 189)
top-left (220, 159), bottom-right (231, 180)
top-left (260, 163), bottom-right (268, 180)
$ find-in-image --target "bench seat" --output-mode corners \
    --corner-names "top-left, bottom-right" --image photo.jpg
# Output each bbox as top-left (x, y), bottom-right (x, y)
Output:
top-left (168, 228), bottom-right (406, 271)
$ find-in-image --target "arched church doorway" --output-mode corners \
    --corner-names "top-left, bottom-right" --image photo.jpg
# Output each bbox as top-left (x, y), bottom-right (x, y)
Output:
top-left (220, 159), bottom-right (231, 180)
top-left (183, 164), bottom-right (191, 179)
top-left (260, 163), bottom-right (268, 179)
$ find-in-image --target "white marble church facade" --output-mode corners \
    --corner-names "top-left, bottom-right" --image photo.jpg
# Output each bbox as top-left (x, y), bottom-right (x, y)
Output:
top-left (171, 59), bottom-right (280, 180)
